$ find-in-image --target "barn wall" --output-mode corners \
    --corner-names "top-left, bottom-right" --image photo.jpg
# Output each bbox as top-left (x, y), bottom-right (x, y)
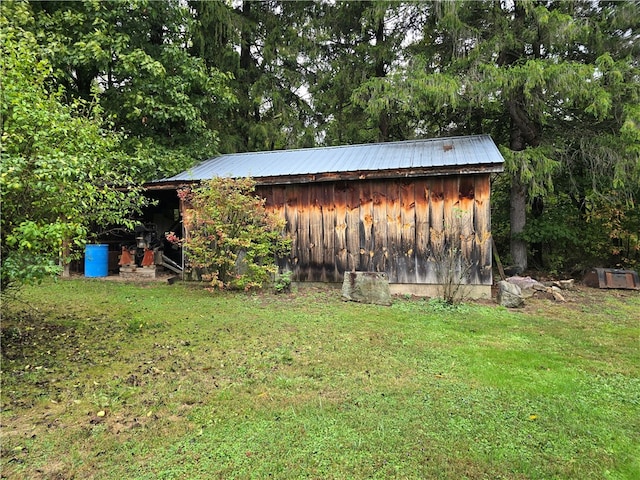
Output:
top-left (258, 174), bottom-right (492, 286)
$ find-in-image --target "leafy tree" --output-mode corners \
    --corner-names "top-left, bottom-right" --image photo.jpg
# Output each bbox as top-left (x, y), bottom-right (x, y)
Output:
top-left (177, 178), bottom-right (290, 291)
top-left (28, 0), bottom-right (236, 180)
top-left (1, 1), bottom-right (148, 292)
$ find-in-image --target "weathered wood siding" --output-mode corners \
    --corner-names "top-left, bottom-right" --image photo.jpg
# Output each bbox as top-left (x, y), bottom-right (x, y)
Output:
top-left (259, 174), bottom-right (492, 285)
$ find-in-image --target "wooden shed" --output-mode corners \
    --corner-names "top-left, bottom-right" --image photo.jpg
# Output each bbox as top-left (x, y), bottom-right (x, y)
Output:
top-left (151, 135), bottom-right (504, 298)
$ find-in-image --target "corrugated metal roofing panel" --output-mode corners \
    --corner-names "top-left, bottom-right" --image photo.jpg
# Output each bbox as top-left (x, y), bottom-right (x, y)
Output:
top-left (157, 134), bottom-right (503, 183)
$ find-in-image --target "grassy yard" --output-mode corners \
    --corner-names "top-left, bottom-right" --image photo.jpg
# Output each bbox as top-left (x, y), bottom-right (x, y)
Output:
top-left (1, 279), bottom-right (639, 479)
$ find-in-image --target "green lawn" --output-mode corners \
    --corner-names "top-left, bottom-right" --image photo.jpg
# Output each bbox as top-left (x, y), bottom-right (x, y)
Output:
top-left (1, 279), bottom-right (639, 479)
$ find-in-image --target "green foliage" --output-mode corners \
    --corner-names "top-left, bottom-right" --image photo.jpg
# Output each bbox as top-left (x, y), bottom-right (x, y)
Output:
top-left (1, 1), bottom-right (148, 290)
top-left (4, 0), bottom-right (638, 280)
top-left (26, 0), bottom-right (237, 181)
top-left (180, 178), bottom-right (291, 291)
top-left (397, 0), bottom-right (640, 272)
top-left (273, 270), bottom-right (293, 294)
top-left (189, 0), bottom-right (316, 153)
top-left (309, 1), bottom-right (421, 144)
top-left (426, 297), bottom-right (471, 314)
top-left (584, 199), bottom-right (640, 269)
top-left (499, 145), bottom-right (560, 199)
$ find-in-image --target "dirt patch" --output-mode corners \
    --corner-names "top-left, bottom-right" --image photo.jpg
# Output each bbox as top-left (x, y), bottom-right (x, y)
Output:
top-left (68, 271), bottom-right (177, 283)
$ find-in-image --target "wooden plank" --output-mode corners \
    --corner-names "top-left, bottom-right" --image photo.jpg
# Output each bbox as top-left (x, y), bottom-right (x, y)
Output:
top-left (345, 183), bottom-right (361, 272)
top-left (321, 182), bottom-right (337, 282)
top-left (267, 185), bottom-right (291, 273)
top-left (359, 182), bottom-right (374, 271)
top-left (414, 178), bottom-right (430, 283)
top-left (386, 181), bottom-right (402, 283)
top-left (285, 184), bottom-right (300, 280)
top-left (442, 176), bottom-right (462, 284)
top-left (308, 184), bottom-right (324, 282)
top-left (458, 175), bottom-right (477, 284)
top-left (400, 180), bottom-right (416, 283)
top-left (474, 174), bottom-right (493, 285)
top-left (297, 185), bottom-right (311, 281)
top-left (428, 178), bottom-right (445, 284)
top-left (371, 181), bottom-right (388, 274)
top-left (443, 176), bottom-right (460, 246)
top-left (492, 236), bottom-right (506, 281)
top-left (334, 182), bottom-right (348, 276)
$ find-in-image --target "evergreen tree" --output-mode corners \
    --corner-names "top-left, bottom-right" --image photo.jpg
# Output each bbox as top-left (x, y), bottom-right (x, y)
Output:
top-left (191, 0), bottom-right (316, 153)
top-left (359, 0), bottom-right (639, 271)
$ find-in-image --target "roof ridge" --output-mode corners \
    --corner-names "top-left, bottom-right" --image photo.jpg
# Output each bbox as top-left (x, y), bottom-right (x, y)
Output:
top-left (211, 134), bottom-right (491, 159)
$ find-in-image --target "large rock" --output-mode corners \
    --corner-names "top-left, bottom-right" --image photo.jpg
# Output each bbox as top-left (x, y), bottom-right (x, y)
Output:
top-left (506, 275), bottom-right (544, 298)
top-left (342, 272), bottom-right (392, 306)
top-left (497, 280), bottom-right (524, 308)
top-left (507, 275), bottom-right (568, 302)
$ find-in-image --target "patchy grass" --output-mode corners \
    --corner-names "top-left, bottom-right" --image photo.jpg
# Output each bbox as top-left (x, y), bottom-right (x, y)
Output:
top-left (1, 279), bottom-right (639, 479)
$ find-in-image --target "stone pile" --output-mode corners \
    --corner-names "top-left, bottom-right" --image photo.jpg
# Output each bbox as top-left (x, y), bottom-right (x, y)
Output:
top-left (497, 275), bottom-right (574, 308)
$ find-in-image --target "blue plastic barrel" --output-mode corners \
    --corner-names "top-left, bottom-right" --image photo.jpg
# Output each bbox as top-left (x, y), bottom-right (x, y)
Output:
top-left (85, 244), bottom-right (109, 277)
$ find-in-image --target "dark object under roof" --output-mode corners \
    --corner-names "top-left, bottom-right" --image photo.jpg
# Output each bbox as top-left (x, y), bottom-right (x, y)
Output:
top-left (154, 134), bottom-right (503, 186)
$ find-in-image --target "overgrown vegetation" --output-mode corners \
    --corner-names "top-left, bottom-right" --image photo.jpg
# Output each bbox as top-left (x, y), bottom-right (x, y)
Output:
top-left (2, 0), bottom-right (638, 290)
top-left (273, 270), bottom-right (293, 294)
top-left (1, 280), bottom-right (638, 479)
top-left (0, 2), bottom-right (148, 292)
top-left (176, 178), bottom-right (291, 290)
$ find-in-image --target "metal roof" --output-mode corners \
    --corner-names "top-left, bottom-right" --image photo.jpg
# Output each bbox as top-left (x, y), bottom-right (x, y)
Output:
top-left (156, 134), bottom-right (503, 185)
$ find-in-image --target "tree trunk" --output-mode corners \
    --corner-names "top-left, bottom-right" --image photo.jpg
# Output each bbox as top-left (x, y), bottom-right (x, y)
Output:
top-left (374, 15), bottom-right (388, 142)
top-left (237, 0), bottom-right (254, 150)
top-left (509, 108), bottom-right (529, 273)
top-left (531, 196), bottom-right (544, 268)
top-left (60, 238), bottom-right (72, 278)
top-left (510, 175), bottom-right (527, 273)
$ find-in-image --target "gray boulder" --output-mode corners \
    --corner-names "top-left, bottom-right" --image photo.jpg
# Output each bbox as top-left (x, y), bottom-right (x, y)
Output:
top-left (507, 275), bottom-right (544, 298)
top-left (342, 272), bottom-right (392, 306)
top-left (497, 280), bottom-right (525, 308)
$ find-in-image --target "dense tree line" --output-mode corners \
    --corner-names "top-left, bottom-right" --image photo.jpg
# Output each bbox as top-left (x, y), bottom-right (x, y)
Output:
top-left (2, 0), bottom-right (638, 290)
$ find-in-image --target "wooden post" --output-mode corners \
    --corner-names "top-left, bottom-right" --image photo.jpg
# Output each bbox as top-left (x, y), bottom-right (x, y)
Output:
top-left (492, 236), bottom-right (506, 281)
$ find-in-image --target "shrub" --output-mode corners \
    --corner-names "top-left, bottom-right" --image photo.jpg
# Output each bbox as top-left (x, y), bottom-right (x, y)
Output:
top-left (177, 178), bottom-right (291, 290)
top-left (274, 270), bottom-right (293, 294)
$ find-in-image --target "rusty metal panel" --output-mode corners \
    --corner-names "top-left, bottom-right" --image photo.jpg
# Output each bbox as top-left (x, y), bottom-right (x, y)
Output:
top-left (584, 268), bottom-right (640, 290)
